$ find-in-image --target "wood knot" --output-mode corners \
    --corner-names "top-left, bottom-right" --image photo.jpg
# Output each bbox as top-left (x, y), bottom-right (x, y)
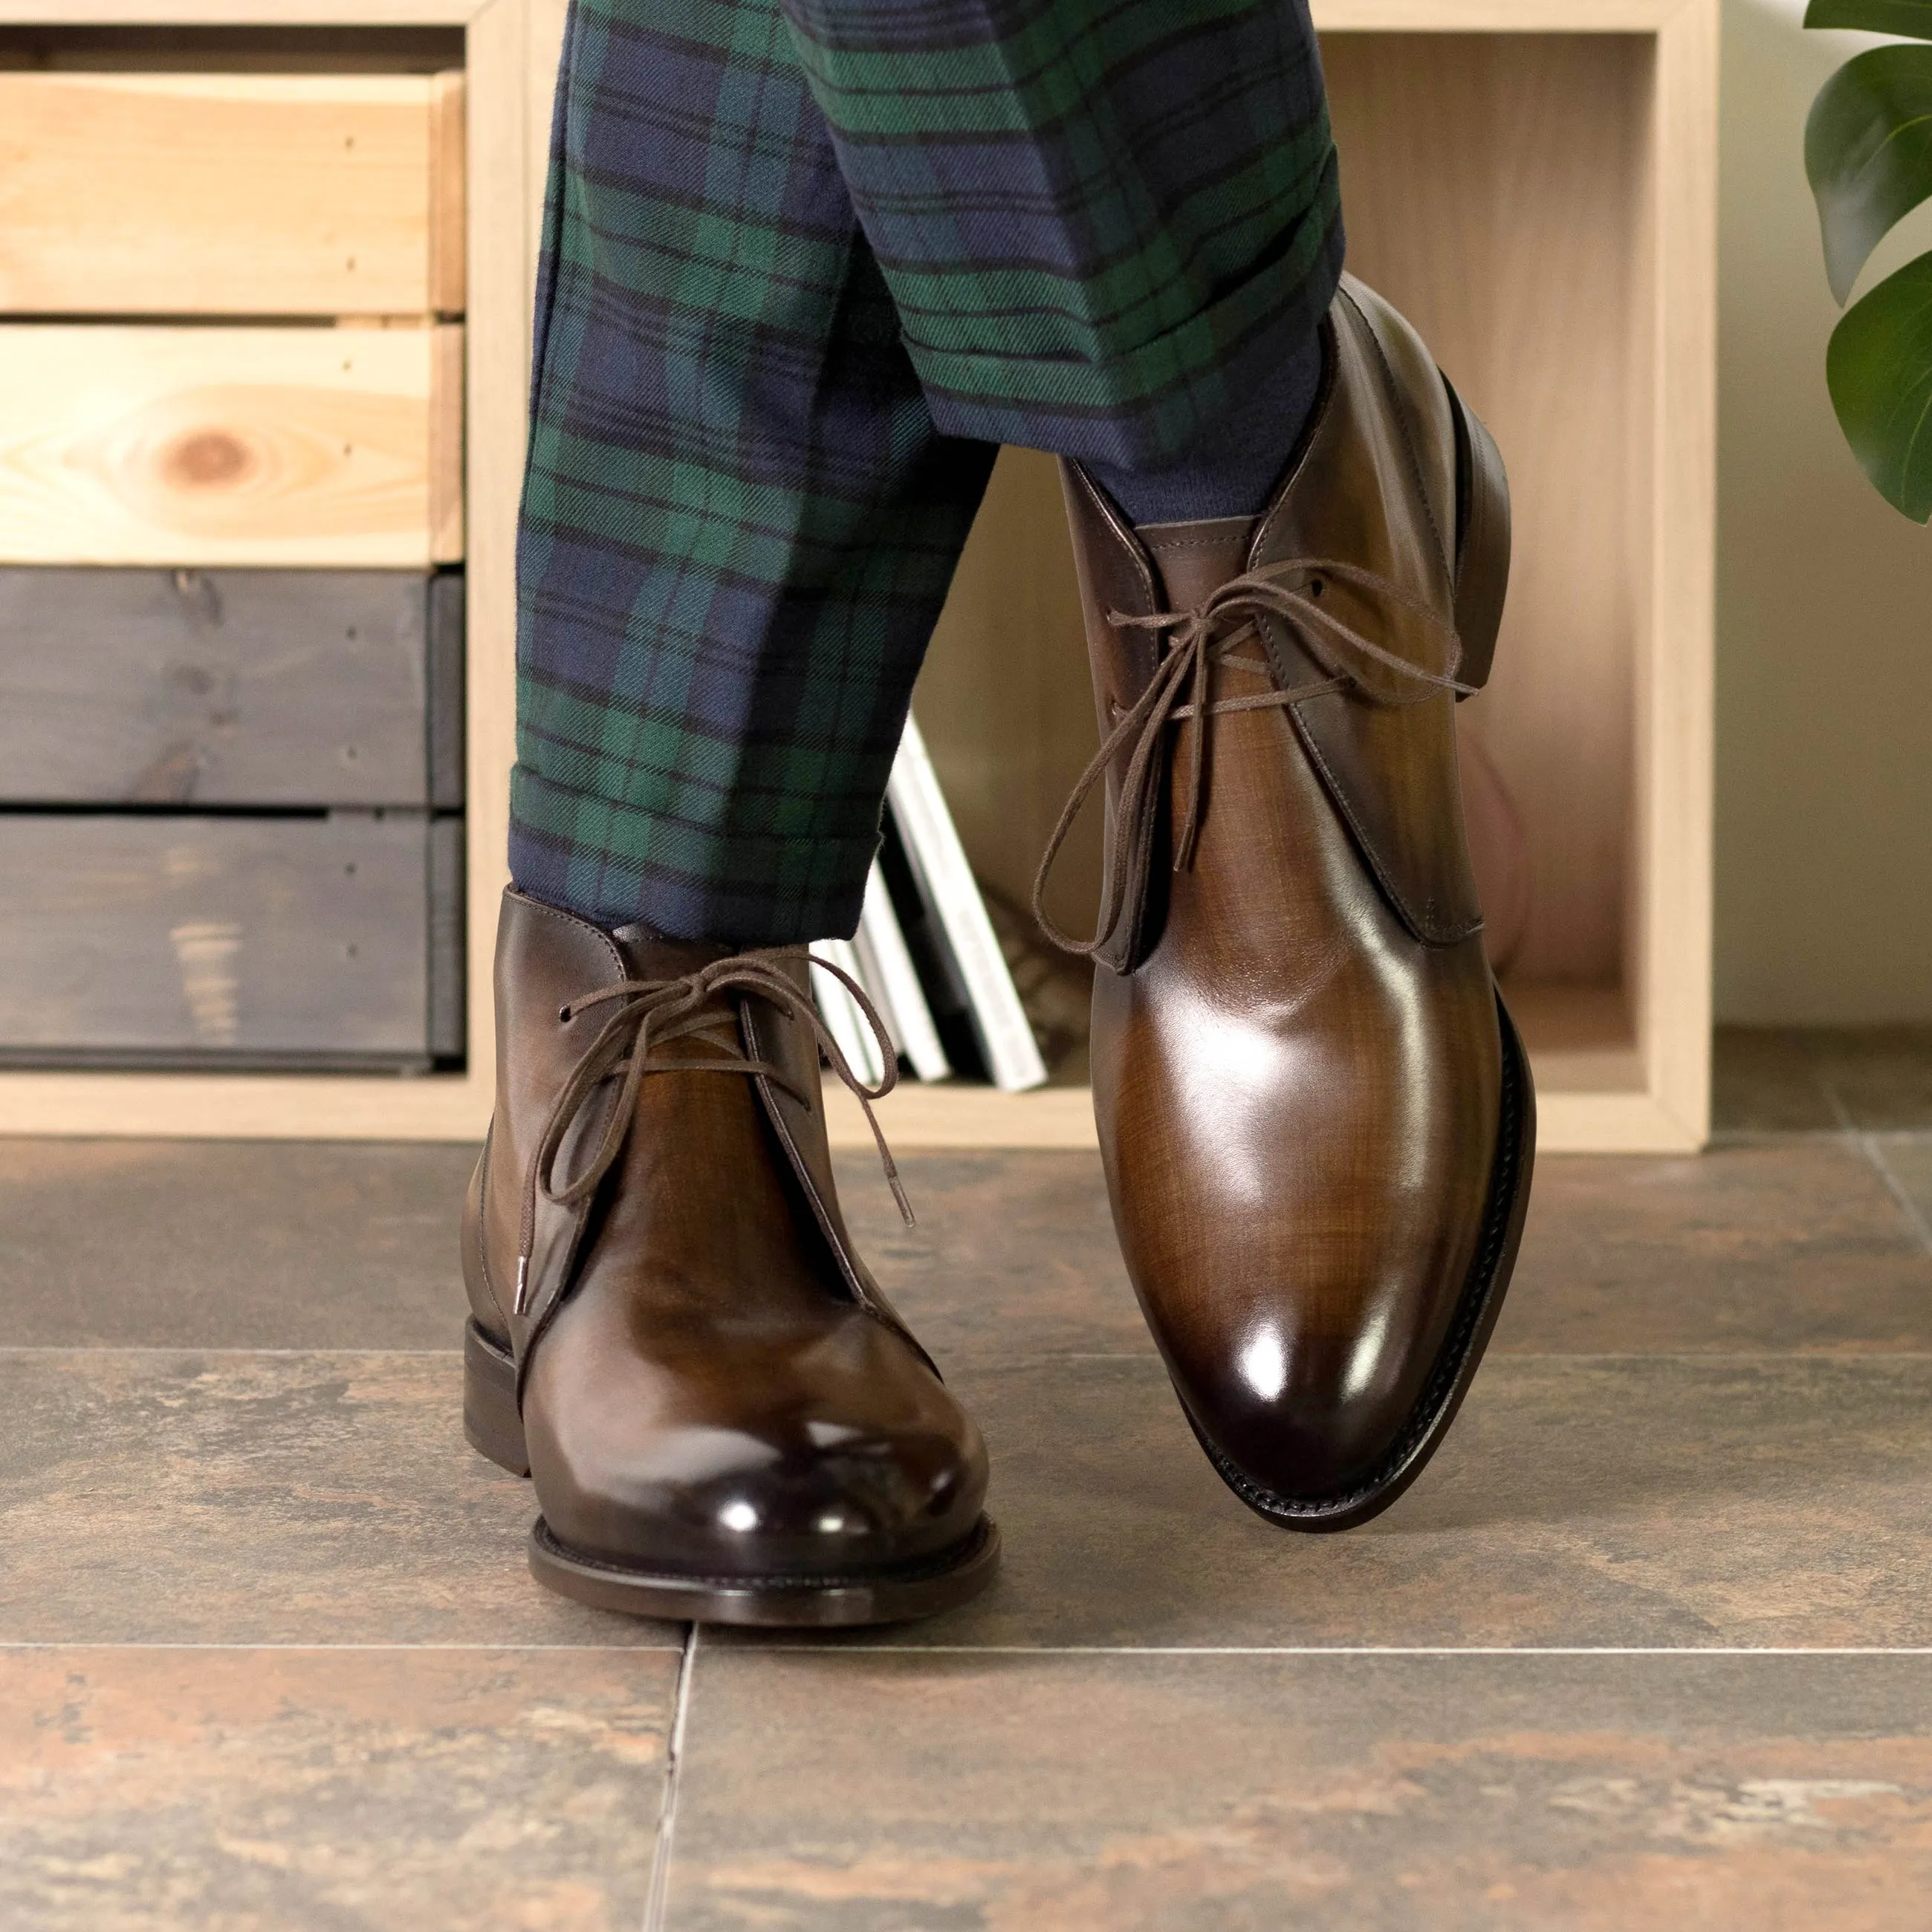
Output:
top-left (161, 430), bottom-right (256, 492)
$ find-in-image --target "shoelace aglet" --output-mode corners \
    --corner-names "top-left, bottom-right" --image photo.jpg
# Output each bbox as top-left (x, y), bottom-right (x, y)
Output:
top-left (881, 1144), bottom-right (915, 1227)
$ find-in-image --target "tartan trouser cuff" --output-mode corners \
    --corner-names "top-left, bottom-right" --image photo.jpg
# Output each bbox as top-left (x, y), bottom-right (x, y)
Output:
top-left (899, 171), bottom-right (1344, 461)
top-left (512, 0), bottom-right (1341, 942)
top-left (509, 764), bottom-right (878, 944)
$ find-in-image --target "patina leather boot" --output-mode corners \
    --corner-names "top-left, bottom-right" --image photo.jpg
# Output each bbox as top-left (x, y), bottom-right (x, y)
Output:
top-left (461, 888), bottom-right (997, 1623)
top-left (1039, 275), bottom-right (1536, 1530)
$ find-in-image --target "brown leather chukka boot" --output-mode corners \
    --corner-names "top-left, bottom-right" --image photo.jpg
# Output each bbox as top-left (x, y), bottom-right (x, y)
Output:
top-left (461, 888), bottom-right (997, 1624)
top-left (1039, 276), bottom-right (1535, 1531)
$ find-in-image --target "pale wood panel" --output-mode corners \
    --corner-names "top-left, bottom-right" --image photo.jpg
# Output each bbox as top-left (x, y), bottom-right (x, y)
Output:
top-left (0, 71), bottom-right (463, 316)
top-left (1321, 32), bottom-right (1649, 988)
top-left (0, 1066), bottom-right (490, 1137)
top-left (458, 0), bottom-right (540, 1079)
top-left (0, 322), bottom-right (462, 565)
top-left (0, 1066), bottom-right (1695, 1150)
top-left (428, 67), bottom-right (467, 312)
top-left (1636, 0), bottom-right (1718, 1145)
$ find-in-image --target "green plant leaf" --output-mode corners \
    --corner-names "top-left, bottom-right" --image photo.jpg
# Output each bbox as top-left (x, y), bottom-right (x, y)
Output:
top-left (1826, 249), bottom-right (1932, 518)
top-left (1806, 0), bottom-right (1932, 39)
top-left (1808, 45), bottom-right (1932, 301)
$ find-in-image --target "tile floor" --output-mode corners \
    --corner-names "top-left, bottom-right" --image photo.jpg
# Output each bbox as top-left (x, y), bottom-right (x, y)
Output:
top-left (3, 1027), bottom-right (1931, 1928)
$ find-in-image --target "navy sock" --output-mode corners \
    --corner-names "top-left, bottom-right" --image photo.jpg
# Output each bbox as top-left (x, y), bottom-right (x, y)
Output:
top-left (1087, 329), bottom-right (1327, 526)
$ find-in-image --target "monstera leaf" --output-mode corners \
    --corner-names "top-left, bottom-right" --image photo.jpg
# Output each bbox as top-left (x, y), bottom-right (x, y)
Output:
top-left (1808, 45), bottom-right (1932, 300)
top-left (1826, 252), bottom-right (1932, 519)
top-left (1806, 0), bottom-right (1932, 36)
top-left (1806, 0), bottom-right (1932, 516)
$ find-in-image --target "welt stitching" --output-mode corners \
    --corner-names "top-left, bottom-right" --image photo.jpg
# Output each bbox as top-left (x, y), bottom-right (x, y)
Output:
top-left (513, 892), bottom-right (626, 977)
top-left (1142, 531), bottom-right (1254, 552)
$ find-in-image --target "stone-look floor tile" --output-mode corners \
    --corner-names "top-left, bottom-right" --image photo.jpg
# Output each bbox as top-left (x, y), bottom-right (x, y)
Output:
top-left (1712, 1027), bottom-right (1841, 1135)
top-left (1813, 1029), bottom-right (1932, 1133)
top-left (848, 1141), bottom-right (1932, 1367)
top-left (0, 1646), bottom-right (675, 1932)
top-left (667, 1650), bottom-right (1932, 1932)
top-left (0, 1351), bottom-right (670, 1647)
top-left (0, 1139), bottom-right (479, 1349)
top-left (1495, 1142), bottom-right (1932, 1353)
top-left (767, 1354), bottom-right (1932, 1650)
top-left (836, 1150), bottom-right (1151, 1364)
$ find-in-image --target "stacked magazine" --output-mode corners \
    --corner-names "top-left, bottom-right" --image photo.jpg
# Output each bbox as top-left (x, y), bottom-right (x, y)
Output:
top-left (808, 716), bottom-right (1048, 1093)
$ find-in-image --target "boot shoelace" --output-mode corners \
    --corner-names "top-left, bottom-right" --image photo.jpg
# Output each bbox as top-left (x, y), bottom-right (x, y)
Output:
top-left (1032, 556), bottom-right (1474, 958)
top-left (513, 950), bottom-right (907, 1315)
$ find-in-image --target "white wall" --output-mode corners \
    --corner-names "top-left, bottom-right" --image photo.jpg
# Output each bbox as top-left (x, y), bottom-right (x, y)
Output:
top-left (1717, 0), bottom-right (1932, 1022)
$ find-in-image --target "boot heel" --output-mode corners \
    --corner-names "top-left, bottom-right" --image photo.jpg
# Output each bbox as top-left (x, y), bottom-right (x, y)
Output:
top-left (1445, 379), bottom-right (1511, 691)
top-left (464, 1320), bottom-right (530, 1476)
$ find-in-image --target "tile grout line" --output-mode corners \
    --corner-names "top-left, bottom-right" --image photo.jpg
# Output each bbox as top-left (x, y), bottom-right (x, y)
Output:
top-left (726, 1644), bottom-right (1932, 1658)
top-left (0, 1641), bottom-right (686, 1653)
top-left (642, 1621), bottom-right (698, 1932)
top-left (0, 1346), bottom-right (464, 1358)
top-left (4, 1641), bottom-right (1932, 1658)
top-left (1826, 1076), bottom-right (1932, 1258)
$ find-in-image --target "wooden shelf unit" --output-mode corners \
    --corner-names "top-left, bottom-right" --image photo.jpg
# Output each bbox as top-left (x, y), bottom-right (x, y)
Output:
top-left (0, 0), bottom-right (1715, 1153)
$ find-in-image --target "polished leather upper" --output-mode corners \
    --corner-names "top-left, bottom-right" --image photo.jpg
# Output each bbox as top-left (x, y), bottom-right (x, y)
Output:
top-left (464, 889), bottom-right (988, 1576)
top-left (1062, 278), bottom-right (1507, 1503)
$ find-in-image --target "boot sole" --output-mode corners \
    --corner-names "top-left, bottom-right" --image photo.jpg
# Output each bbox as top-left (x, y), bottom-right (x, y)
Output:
top-left (462, 1320), bottom-right (1001, 1627)
top-left (1176, 988), bottom-right (1537, 1533)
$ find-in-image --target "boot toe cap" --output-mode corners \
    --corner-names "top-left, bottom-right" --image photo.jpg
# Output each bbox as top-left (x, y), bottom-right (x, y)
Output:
top-left (1165, 1296), bottom-right (1452, 1510)
top-left (525, 1314), bottom-right (988, 1578)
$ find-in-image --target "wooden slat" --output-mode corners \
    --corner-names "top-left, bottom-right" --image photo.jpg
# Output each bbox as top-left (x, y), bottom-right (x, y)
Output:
top-left (0, 811), bottom-right (445, 1061)
top-left (0, 71), bottom-right (465, 317)
top-left (427, 321), bottom-right (466, 560)
top-left (0, 323), bottom-right (464, 566)
top-left (428, 68), bottom-right (468, 314)
top-left (0, 566), bottom-right (465, 808)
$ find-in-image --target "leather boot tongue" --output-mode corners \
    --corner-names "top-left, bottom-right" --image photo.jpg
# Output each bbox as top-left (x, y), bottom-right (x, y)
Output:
top-left (1135, 513), bottom-right (1256, 610)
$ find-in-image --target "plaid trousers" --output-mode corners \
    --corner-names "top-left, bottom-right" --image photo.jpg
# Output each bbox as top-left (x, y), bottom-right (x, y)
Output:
top-left (513, 0), bottom-right (1342, 942)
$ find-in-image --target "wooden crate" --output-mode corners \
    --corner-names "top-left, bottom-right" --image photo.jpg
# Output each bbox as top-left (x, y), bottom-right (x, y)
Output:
top-left (0, 323), bottom-right (464, 567)
top-left (0, 568), bottom-right (463, 807)
top-left (0, 71), bottom-right (464, 316)
top-left (0, 811), bottom-right (463, 1064)
top-left (0, 0), bottom-right (1712, 1153)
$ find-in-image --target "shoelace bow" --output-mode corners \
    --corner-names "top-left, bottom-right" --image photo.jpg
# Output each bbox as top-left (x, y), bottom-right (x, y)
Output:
top-left (1031, 556), bottom-right (1474, 958)
top-left (513, 950), bottom-right (908, 1315)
